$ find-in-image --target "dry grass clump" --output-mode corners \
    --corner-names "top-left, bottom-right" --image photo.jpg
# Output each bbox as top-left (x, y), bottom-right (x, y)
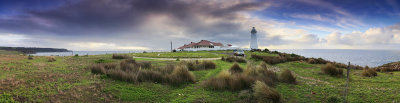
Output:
top-left (90, 64), bottom-right (107, 74)
top-left (182, 60), bottom-right (216, 71)
top-left (375, 62), bottom-right (400, 72)
top-left (223, 56), bottom-right (247, 63)
top-left (229, 63), bottom-right (243, 73)
top-left (279, 69), bottom-right (296, 84)
top-left (47, 57), bottom-right (56, 62)
top-left (89, 59), bottom-right (196, 85)
top-left (169, 66), bottom-right (196, 85)
top-left (251, 54), bottom-right (305, 65)
top-left (252, 81), bottom-right (282, 103)
top-left (361, 66), bottom-right (377, 77)
top-left (112, 54), bottom-right (130, 59)
top-left (27, 55), bottom-right (33, 60)
top-left (205, 63), bottom-right (281, 91)
top-left (307, 58), bottom-right (328, 64)
top-left (204, 71), bottom-right (253, 91)
top-left (321, 63), bottom-right (343, 77)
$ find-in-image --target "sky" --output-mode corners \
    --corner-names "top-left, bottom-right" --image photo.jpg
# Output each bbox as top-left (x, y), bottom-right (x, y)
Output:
top-left (0, 0), bottom-right (399, 51)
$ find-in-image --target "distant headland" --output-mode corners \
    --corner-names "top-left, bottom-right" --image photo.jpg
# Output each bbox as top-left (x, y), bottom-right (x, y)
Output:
top-left (0, 47), bottom-right (70, 54)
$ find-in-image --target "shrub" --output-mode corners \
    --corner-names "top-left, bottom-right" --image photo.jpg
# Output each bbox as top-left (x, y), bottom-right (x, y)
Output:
top-left (361, 67), bottom-right (377, 77)
top-left (169, 65), bottom-right (196, 85)
top-left (184, 61), bottom-right (216, 71)
top-left (279, 69), bottom-right (296, 84)
top-left (321, 63), bottom-right (343, 76)
top-left (137, 70), bottom-right (165, 83)
top-left (28, 55), bottom-right (33, 60)
top-left (112, 54), bottom-right (130, 59)
top-left (48, 57), bottom-right (56, 62)
top-left (137, 61), bottom-right (152, 69)
top-left (253, 81), bottom-right (281, 103)
top-left (176, 58), bottom-right (180, 61)
top-left (221, 56), bottom-right (225, 61)
top-left (203, 61), bottom-right (216, 69)
top-left (224, 56), bottom-right (246, 63)
top-left (307, 58), bottom-right (328, 64)
top-left (327, 96), bottom-right (341, 103)
top-left (90, 64), bottom-right (107, 74)
top-left (204, 71), bottom-right (252, 91)
top-left (107, 69), bottom-right (135, 82)
top-left (74, 54), bottom-right (79, 57)
top-left (229, 63), bottom-right (243, 73)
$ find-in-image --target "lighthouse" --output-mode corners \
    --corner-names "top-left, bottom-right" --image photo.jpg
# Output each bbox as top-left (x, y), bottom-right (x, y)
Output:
top-left (250, 27), bottom-right (258, 49)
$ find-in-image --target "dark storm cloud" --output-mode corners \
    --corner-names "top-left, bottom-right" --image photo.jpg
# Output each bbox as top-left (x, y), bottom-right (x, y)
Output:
top-left (0, 0), bottom-right (269, 36)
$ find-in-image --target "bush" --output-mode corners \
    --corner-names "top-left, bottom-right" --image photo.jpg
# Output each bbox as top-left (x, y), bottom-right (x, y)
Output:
top-left (361, 67), bottom-right (377, 77)
top-left (48, 57), bottom-right (56, 62)
top-left (204, 71), bottom-right (252, 91)
top-left (252, 81), bottom-right (281, 103)
top-left (327, 96), bottom-right (341, 103)
top-left (321, 63), bottom-right (343, 76)
top-left (184, 61), bottom-right (216, 71)
top-left (307, 58), bottom-right (328, 64)
top-left (112, 54), bottom-right (130, 59)
top-left (224, 56), bottom-right (246, 63)
top-left (221, 56), bottom-right (225, 61)
top-left (176, 58), bottom-right (180, 61)
top-left (279, 69), bottom-right (296, 84)
top-left (90, 64), bottom-right (107, 74)
top-left (205, 63), bottom-right (279, 91)
top-left (28, 55), bottom-right (33, 60)
top-left (169, 65), bottom-right (196, 85)
top-left (74, 54), bottom-right (79, 57)
top-left (229, 63), bottom-right (243, 73)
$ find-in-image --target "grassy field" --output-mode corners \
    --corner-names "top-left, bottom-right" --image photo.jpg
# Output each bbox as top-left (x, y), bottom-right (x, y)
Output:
top-left (0, 50), bottom-right (22, 55)
top-left (132, 51), bottom-right (229, 58)
top-left (1, 51), bottom-right (399, 102)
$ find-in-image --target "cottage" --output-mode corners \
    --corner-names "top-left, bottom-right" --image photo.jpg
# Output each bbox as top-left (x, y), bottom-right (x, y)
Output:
top-left (177, 40), bottom-right (239, 51)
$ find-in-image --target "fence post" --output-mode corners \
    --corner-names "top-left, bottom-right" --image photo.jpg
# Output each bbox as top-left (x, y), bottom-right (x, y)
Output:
top-left (344, 62), bottom-right (350, 103)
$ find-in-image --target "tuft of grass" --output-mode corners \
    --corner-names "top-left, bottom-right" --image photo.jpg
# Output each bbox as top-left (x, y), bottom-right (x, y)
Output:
top-left (223, 56), bottom-right (246, 63)
top-left (252, 81), bottom-right (281, 103)
top-left (90, 64), bottom-right (107, 74)
top-left (183, 60), bottom-right (216, 71)
top-left (47, 57), bottom-right (56, 62)
top-left (112, 54), bottom-right (130, 59)
top-left (27, 55), bottom-right (33, 60)
top-left (361, 66), bottom-right (377, 77)
top-left (204, 71), bottom-right (252, 91)
top-left (229, 63), bottom-right (243, 73)
top-left (279, 69), bottom-right (296, 84)
top-left (321, 63), bottom-right (343, 77)
top-left (168, 65), bottom-right (196, 85)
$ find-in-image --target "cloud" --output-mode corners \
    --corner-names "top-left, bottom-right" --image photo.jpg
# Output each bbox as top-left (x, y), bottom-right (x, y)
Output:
top-left (0, 0), bottom-right (273, 50)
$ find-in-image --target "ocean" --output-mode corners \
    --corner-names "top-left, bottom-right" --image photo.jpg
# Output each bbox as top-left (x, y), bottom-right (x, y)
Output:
top-left (32, 49), bottom-right (400, 67)
top-left (273, 49), bottom-right (400, 67)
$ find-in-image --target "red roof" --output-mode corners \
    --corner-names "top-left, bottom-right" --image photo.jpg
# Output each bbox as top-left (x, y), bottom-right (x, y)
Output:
top-left (178, 40), bottom-right (224, 49)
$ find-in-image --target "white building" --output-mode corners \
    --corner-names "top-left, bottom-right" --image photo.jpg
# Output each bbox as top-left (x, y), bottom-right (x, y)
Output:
top-left (250, 27), bottom-right (259, 49)
top-left (177, 40), bottom-right (239, 51)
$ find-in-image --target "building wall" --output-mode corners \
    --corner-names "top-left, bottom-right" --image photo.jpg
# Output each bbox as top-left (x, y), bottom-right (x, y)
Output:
top-left (180, 46), bottom-right (239, 51)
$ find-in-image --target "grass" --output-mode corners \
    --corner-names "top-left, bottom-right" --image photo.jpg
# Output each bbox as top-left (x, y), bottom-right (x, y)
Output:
top-left (0, 50), bottom-right (22, 55)
top-left (1, 51), bottom-right (400, 102)
top-left (132, 52), bottom-right (227, 58)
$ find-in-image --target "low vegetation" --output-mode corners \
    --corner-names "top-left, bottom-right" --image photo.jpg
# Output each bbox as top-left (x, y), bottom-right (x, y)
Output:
top-left (27, 55), bottom-right (33, 60)
top-left (321, 63), bottom-right (343, 77)
top-left (253, 81), bottom-right (282, 103)
top-left (251, 53), bottom-right (305, 65)
top-left (279, 69), bottom-right (296, 84)
top-left (229, 63), bottom-right (243, 73)
top-left (375, 62), bottom-right (400, 72)
top-left (112, 54), bottom-right (130, 59)
top-left (221, 56), bottom-right (246, 63)
top-left (204, 63), bottom-right (280, 91)
top-left (181, 60), bottom-right (216, 71)
top-left (47, 57), bottom-right (56, 62)
top-left (361, 66), bottom-right (378, 77)
top-left (90, 59), bottom-right (195, 85)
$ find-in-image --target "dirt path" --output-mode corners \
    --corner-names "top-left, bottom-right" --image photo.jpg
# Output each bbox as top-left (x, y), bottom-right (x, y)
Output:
top-left (132, 56), bottom-right (221, 60)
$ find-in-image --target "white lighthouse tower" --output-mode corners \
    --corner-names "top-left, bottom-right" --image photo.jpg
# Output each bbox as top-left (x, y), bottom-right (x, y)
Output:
top-left (250, 27), bottom-right (258, 50)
